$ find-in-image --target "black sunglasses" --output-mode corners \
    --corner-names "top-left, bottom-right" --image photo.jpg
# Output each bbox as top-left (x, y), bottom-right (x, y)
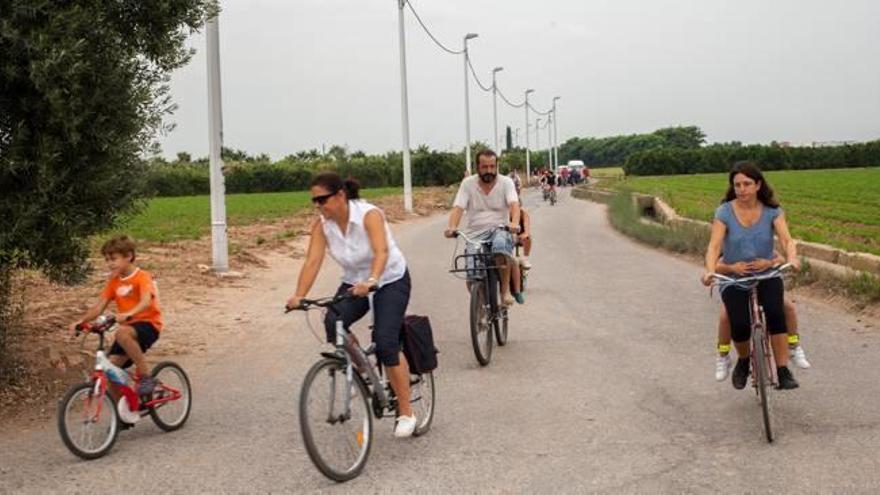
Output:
top-left (311, 191), bottom-right (336, 205)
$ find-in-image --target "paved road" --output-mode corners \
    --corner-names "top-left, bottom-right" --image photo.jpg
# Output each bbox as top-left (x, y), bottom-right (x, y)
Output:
top-left (2, 188), bottom-right (879, 493)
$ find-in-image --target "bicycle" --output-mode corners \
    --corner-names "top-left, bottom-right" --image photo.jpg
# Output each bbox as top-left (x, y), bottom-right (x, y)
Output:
top-left (709, 263), bottom-right (792, 443)
top-left (58, 315), bottom-right (192, 459)
top-left (288, 292), bottom-right (435, 482)
top-left (449, 227), bottom-right (514, 364)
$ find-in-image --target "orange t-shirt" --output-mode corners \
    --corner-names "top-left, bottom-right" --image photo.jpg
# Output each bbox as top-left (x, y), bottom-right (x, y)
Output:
top-left (101, 268), bottom-right (163, 331)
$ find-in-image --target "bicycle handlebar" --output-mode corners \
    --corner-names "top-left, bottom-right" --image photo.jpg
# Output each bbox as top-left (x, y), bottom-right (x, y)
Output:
top-left (75, 315), bottom-right (118, 336)
top-left (450, 225), bottom-right (517, 244)
top-left (709, 263), bottom-right (793, 288)
top-left (284, 286), bottom-right (377, 313)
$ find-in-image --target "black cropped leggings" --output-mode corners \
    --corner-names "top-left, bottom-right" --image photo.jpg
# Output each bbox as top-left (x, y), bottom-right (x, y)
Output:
top-left (721, 277), bottom-right (787, 343)
top-left (324, 271), bottom-right (411, 367)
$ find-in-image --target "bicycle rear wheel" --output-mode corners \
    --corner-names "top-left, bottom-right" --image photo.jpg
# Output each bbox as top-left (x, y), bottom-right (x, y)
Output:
top-left (148, 361), bottom-right (192, 432)
top-left (469, 281), bottom-right (493, 366)
top-left (752, 324), bottom-right (774, 443)
top-left (300, 358), bottom-right (372, 482)
top-left (58, 382), bottom-right (119, 460)
top-left (411, 372), bottom-right (435, 436)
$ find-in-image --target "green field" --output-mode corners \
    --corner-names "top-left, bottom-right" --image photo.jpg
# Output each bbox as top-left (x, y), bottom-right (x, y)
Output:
top-left (590, 167), bottom-right (625, 179)
top-left (114, 187), bottom-right (402, 243)
top-left (608, 168), bottom-right (880, 255)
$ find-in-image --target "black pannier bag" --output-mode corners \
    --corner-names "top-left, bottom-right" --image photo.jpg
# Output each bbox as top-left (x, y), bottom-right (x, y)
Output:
top-left (401, 315), bottom-right (438, 374)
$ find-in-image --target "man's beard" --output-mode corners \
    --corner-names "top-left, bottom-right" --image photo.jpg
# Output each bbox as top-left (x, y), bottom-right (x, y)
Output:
top-left (479, 172), bottom-right (496, 183)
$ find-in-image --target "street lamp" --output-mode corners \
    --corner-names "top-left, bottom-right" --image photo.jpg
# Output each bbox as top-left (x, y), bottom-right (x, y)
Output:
top-left (552, 96), bottom-right (561, 171)
top-left (524, 89), bottom-right (534, 179)
top-left (396, 0), bottom-right (413, 212)
top-left (491, 66), bottom-right (503, 153)
top-left (463, 33), bottom-right (478, 175)
top-left (535, 117), bottom-right (542, 161)
top-left (547, 114), bottom-right (553, 171)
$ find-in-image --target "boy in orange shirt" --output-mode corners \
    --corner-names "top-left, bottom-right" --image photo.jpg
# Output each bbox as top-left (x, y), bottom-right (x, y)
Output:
top-left (68, 236), bottom-right (163, 395)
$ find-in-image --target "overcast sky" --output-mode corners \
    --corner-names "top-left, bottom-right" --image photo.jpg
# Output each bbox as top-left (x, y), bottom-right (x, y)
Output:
top-left (157, 0), bottom-right (880, 159)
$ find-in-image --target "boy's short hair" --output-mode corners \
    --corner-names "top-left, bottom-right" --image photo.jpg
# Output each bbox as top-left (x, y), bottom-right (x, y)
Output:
top-left (101, 235), bottom-right (136, 262)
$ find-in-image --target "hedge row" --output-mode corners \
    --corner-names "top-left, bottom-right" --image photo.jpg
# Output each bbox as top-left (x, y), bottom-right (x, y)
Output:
top-left (623, 141), bottom-right (880, 176)
top-left (145, 150), bottom-right (465, 197)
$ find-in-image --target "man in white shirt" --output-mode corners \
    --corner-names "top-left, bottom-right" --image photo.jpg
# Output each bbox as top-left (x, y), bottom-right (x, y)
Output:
top-left (445, 149), bottom-right (522, 305)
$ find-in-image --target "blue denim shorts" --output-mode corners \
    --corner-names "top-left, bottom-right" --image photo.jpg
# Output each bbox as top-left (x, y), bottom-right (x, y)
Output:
top-left (464, 229), bottom-right (514, 279)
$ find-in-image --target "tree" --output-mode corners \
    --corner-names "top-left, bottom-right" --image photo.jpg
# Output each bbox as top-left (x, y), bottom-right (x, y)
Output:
top-left (652, 126), bottom-right (706, 149)
top-left (176, 152), bottom-right (193, 163)
top-left (506, 126), bottom-right (513, 151)
top-left (0, 1), bottom-right (217, 358)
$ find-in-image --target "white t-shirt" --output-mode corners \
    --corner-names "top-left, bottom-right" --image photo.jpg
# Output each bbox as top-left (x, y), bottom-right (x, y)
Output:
top-left (321, 200), bottom-right (407, 287)
top-left (453, 175), bottom-right (519, 235)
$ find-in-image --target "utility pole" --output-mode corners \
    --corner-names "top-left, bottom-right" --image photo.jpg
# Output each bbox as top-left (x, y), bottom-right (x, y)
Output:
top-left (396, 0), bottom-right (413, 212)
top-left (463, 33), bottom-right (478, 175)
top-left (206, 16), bottom-right (228, 272)
top-left (524, 89), bottom-right (534, 179)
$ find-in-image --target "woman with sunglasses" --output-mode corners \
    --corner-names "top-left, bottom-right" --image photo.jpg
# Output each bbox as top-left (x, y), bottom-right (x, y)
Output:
top-left (286, 172), bottom-right (416, 437)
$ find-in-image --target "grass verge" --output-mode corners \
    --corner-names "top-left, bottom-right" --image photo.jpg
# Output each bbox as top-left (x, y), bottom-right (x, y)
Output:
top-left (607, 191), bottom-right (709, 255)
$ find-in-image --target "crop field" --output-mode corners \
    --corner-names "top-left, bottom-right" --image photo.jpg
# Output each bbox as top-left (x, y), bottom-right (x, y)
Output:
top-left (114, 187), bottom-right (402, 243)
top-left (608, 168), bottom-right (880, 255)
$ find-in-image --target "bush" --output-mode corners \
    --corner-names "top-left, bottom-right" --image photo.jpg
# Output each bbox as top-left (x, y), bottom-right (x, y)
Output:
top-left (146, 150), bottom-right (465, 197)
top-left (624, 141), bottom-right (880, 176)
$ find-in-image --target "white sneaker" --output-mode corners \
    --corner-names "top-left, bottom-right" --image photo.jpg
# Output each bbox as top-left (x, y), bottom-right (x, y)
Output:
top-left (394, 415), bottom-right (417, 438)
top-left (520, 256), bottom-right (532, 270)
top-left (715, 354), bottom-right (732, 381)
top-left (790, 345), bottom-right (811, 369)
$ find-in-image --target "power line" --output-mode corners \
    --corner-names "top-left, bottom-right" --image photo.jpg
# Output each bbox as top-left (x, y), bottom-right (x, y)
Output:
top-left (528, 102), bottom-right (552, 116)
top-left (466, 56), bottom-right (493, 92)
top-left (497, 87), bottom-right (525, 108)
top-left (405, 0), bottom-right (464, 55)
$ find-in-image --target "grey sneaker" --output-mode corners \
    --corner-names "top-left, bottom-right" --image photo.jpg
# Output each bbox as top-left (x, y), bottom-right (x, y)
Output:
top-left (137, 376), bottom-right (156, 396)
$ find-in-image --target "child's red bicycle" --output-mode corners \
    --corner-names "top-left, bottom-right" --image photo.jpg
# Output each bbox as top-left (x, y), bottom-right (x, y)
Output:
top-left (58, 315), bottom-right (192, 459)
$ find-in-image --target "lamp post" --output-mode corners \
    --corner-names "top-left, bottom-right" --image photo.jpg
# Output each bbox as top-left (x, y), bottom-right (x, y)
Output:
top-left (491, 67), bottom-right (503, 154)
top-left (547, 114), bottom-right (553, 171)
top-left (396, 0), bottom-right (413, 212)
top-left (552, 96), bottom-right (561, 171)
top-left (524, 89), bottom-right (534, 179)
top-left (535, 117), bottom-right (542, 169)
top-left (206, 15), bottom-right (228, 272)
top-left (463, 33), bottom-right (478, 175)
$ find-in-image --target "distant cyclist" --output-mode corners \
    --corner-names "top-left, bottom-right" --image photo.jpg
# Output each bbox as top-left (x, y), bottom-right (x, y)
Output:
top-left (702, 161), bottom-right (801, 390)
top-left (445, 149), bottom-right (522, 305)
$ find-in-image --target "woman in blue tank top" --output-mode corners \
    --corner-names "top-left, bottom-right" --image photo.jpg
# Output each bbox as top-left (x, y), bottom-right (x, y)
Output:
top-left (702, 162), bottom-right (801, 390)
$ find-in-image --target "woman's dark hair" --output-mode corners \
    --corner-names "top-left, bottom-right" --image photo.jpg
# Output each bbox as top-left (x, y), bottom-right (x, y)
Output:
top-left (311, 172), bottom-right (360, 200)
top-left (722, 161), bottom-right (779, 207)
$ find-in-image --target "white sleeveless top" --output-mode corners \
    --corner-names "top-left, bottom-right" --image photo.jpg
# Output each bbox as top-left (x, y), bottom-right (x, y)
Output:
top-left (320, 200), bottom-right (407, 287)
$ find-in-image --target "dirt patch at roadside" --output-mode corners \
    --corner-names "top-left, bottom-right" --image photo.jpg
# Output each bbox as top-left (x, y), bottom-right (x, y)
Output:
top-left (0, 187), bottom-right (452, 424)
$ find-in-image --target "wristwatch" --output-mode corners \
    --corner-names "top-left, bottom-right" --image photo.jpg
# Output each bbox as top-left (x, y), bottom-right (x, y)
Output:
top-left (366, 276), bottom-right (379, 287)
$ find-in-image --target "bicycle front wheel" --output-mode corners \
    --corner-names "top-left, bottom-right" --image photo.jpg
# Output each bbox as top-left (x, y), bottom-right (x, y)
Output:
top-left (752, 325), bottom-right (774, 443)
top-left (411, 372), bottom-right (435, 436)
top-left (300, 358), bottom-right (373, 482)
top-left (469, 281), bottom-right (493, 366)
top-left (148, 361), bottom-right (192, 432)
top-left (58, 382), bottom-right (119, 460)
